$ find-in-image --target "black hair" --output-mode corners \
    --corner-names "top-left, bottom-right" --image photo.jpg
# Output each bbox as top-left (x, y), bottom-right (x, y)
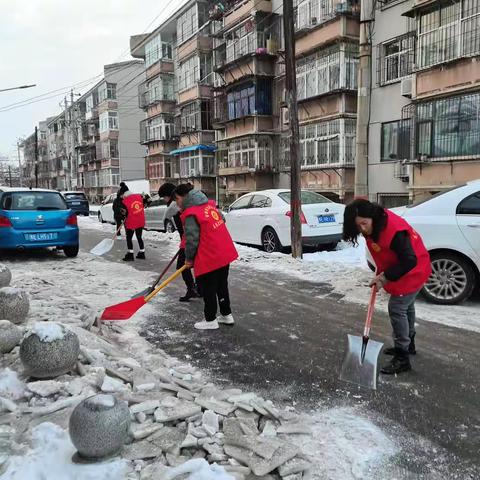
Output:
top-left (342, 199), bottom-right (387, 245)
top-left (158, 183), bottom-right (176, 198)
top-left (173, 183), bottom-right (194, 198)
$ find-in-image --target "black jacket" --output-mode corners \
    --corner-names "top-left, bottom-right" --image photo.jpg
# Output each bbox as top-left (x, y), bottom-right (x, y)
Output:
top-left (112, 196), bottom-right (125, 220)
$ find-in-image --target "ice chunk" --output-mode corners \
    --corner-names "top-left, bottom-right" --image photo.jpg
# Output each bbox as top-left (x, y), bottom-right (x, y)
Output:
top-left (164, 458), bottom-right (234, 480)
top-left (88, 394), bottom-right (115, 408)
top-left (27, 380), bottom-right (63, 398)
top-left (0, 368), bottom-right (26, 400)
top-left (26, 322), bottom-right (66, 343)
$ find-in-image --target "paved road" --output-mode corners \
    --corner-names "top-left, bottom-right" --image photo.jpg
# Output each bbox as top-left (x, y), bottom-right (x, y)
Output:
top-left (79, 226), bottom-right (480, 477)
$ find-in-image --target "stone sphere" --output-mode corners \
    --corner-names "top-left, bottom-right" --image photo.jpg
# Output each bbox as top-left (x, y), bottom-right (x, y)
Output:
top-left (0, 287), bottom-right (29, 324)
top-left (0, 265), bottom-right (12, 288)
top-left (20, 322), bottom-right (80, 379)
top-left (0, 320), bottom-right (22, 354)
top-left (69, 394), bottom-right (131, 459)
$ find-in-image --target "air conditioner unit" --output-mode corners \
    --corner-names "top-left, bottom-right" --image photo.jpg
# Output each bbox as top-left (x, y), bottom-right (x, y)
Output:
top-left (401, 77), bottom-right (413, 98)
top-left (282, 108), bottom-right (290, 125)
top-left (189, 169), bottom-right (197, 177)
top-left (174, 173), bottom-right (180, 179)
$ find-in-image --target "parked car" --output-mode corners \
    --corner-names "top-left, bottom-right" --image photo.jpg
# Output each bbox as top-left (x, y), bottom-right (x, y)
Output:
top-left (366, 180), bottom-right (480, 305)
top-left (61, 191), bottom-right (89, 216)
top-left (98, 194), bottom-right (115, 224)
top-left (224, 189), bottom-right (345, 252)
top-left (0, 188), bottom-right (79, 257)
top-left (144, 195), bottom-right (176, 232)
top-left (98, 193), bottom-right (175, 232)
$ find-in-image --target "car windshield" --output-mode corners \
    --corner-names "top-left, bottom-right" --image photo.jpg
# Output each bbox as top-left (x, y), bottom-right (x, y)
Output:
top-left (278, 191), bottom-right (332, 205)
top-left (2, 192), bottom-right (67, 211)
top-left (406, 184), bottom-right (466, 208)
top-left (64, 193), bottom-right (87, 201)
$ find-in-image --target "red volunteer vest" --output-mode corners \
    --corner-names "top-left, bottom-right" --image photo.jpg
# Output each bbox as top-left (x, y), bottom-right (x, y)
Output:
top-left (366, 210), bottom-right (431, 296)
top-left (123, 194), bottom-right (145, 230)
top-left (181, 201), bottom-right (238, 277)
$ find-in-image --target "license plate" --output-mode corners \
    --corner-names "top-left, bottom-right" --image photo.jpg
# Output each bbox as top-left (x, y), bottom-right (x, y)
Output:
top-left (25, 233), bottom-right (58, 241)
top-left (318, 214), bottom-right (335, 224)
top-left (72, 201), bottom-right (81, 205)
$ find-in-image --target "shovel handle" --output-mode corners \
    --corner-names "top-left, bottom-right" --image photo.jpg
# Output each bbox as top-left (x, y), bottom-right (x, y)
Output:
top-left (112, 222), bottom-right (123, 240)
top-left (363, 287), bottom-right (377, 338)
top-left (144, 265), bottom-right (188, 303)
top-left (153, 250), bottom-right (180, 287)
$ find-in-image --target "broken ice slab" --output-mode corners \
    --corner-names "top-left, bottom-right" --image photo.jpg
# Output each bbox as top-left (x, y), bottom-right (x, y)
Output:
top-left (26, 380), bottom-right (63, 398)
top-left (202, 410), bottom-right (219, 435)
top-left (131, 423), bottom-right (163, 441)
top-left (277, 423), bottom-right (312, 435)
top-left (149, 426), bottom-right (186, 454)
top-left (195, 397), bottom-right (236, 416)
top-left (130, 400), bottom-right (161, 415)
top-left (180, 434), bottom-right (198, 449)
top-left (123, 440), bottom-right (159, 461)
top-left (277, 458), bottom-right (311, 477)
top-left (153, 397), bottom-right (201, 423)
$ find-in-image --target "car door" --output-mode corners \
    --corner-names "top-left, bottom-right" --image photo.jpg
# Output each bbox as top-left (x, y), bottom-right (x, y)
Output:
top-left (104, 195), bottom-right (115, 223)
top-left (224, 195), bottom-right (253, 244)
top-left (244, 194), bottom-right (272, 245)
top-left (456, 190), bottom-right (480, 259)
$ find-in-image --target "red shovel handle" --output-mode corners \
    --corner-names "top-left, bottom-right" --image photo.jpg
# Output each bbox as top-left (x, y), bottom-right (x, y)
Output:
top-left (363, 287), bottom-right (377, 338)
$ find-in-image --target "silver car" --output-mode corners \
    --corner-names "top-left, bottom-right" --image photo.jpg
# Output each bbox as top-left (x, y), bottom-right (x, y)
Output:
top-left (144, 195), bottom-right (176, 232)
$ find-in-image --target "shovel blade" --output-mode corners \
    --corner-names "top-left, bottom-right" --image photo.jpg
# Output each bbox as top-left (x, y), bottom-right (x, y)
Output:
top-left (340, 334), bottom-right (384, 390)
top-left (130, 286), bottom-right (154, 299)
top-left (100, 296), bottom-right (146, 321)
top-left (90, 239), bottom-right (114, 256)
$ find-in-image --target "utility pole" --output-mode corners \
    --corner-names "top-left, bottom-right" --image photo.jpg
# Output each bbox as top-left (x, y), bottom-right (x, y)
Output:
top-left (283, 0), bottom-right (302, 259)
top-left (354, 0), bottom-right (373, 199)
top-left (8, 166), bottom-right (12, 187)
top-left (17, 141), bottom-right (23, 187)
top-left (34, 126), bottom-right (39, 188)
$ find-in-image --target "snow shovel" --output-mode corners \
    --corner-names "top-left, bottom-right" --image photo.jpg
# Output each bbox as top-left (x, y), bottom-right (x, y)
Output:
top-left (90, 223), bottom-right (123, 256)
top-left (131, 250), bottom-right (180, 299)
top-left (100, 265), bottom-right (188, 321)
top-left (339, 287), bottom-right (383, 390)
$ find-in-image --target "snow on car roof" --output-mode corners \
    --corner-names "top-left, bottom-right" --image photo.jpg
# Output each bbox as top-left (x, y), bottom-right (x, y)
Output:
top-left (0, 187), bottom-right (59, 193)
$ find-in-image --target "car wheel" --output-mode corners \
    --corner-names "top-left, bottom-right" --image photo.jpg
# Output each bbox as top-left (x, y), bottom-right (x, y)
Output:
top-left (422, 252), bottom-right (476, 305)
top-left (262, 227), bottom-right (282, 253)
top-left (64, 245), bottom-right (79, 258)
top-left (165, 219), bottom-right (175, 233)
top-left (98, 212), bottom-right (105, 223)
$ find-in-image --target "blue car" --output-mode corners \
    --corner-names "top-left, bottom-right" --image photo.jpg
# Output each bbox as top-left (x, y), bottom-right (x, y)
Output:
top-left (0, 188), bottom-right (79, 257)
top-left (61, 191), bottom-right (90, 216)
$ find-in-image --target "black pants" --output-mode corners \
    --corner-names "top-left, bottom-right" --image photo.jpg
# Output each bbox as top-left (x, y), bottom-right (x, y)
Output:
top-left (177, 248), bottom-right (195, 290)
top-left (196, 265), bottom-right (231, 322)
top-left (126, 228), bottom-right (144, 251)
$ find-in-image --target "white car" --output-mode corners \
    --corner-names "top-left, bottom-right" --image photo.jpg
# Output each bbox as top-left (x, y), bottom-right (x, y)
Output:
top-left (224, 189), bottom-right (345, 252)
top-left (98, 193), bottom-right (175, 232)
top-left (367, 179), bottom-right (480, 305)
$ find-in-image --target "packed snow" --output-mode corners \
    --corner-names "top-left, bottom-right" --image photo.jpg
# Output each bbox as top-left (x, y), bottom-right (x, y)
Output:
top-left (26, 322), bottom-right (66, 343)
top-left (165, 459), bottom-right (234, 480)
top-left (0, 369), bottom-right (26, 401)
top-left (1, 422), bottom-right (128, 480)
top-left (0, 287), bottom-right (22, 296)
top-left (88, 394), bottom-right (116, 408)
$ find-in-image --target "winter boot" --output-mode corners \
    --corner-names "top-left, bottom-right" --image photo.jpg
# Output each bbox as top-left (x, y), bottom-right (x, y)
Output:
top-left (122, 252), bottom-right (134, 262)
top-left (136, 251), bottom-right (146, 260)
top-left (384, 335), bottom-right (416, 356)
top-left (179, 289), bottom-right (198, 302)
top-left (218, 314), bottom-right (235, 325)
top-left (381, 351), bottom-right (411, 375)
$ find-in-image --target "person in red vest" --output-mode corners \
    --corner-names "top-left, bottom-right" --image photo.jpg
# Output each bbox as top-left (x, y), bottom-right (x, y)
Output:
top-left (343, 199), bottom-right (431, 375)
top-left (119, 182), bottom-right (146, 262)
top-left (174, 184), bottom-right (238, 330)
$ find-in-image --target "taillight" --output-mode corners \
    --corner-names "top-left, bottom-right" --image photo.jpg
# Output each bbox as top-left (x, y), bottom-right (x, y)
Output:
top-left (0, 215), bottom-right (12, 227)
top-left (67, 214), bottom-right (78, 226)
top-left (286, 211), bottom-right (307, 224)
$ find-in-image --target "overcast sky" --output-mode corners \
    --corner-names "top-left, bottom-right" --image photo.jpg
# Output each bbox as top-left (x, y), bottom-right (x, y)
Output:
top-left (0, 0), bottom-right (185, 162)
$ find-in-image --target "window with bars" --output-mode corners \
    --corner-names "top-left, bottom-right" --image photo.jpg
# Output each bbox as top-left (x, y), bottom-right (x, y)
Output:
top-left (226, 137), bottom-right (273, 170)
top-left (100, 140), bottom-right (119, 159)
top-left (177, 54), bottom-right (212, 91)
top-left (381, 120), bottom-right (412, 161)
top-left (179, 101), bottom-right (212, 132)
top-left (378, 34), bottom-right (415, 85)
top-left (417, 0), bottom-right (480, 69)
top-left (296, 44), bottom-right (358, 100)
top-left (179, 152), bottom-right (215, 177)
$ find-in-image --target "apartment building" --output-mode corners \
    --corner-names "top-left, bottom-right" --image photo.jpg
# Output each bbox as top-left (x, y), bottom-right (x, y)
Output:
top-left (46, 113), bottom-right (68, 191)
top-left (369, 0), bottom-right (480, 204)
top-left (209, 0), bottom-right (360, 203)
top-left (131, 0), bottom-right (217, 196)
top-left (76, 61), bottom-right (146, 202)
top-left (21, 120), bottom-right (49, 188)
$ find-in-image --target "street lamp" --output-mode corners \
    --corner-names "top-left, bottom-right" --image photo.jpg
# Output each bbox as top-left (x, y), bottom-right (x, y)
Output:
top-left (0, 84), bottom-right (36, 93)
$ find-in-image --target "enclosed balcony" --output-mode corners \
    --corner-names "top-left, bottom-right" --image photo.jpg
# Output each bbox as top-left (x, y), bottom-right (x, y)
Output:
top-left (138, 75), bottom-right (175, 109)
top-left (140, 115), bottom-right (177, 144)
top-left (223, 0), bottom-right (272, 30)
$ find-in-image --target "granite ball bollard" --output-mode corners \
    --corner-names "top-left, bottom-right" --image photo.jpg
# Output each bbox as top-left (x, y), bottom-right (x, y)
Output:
top-left (69, 394), bottom-right (131, 460)
top-left (0, 320), bottom-right (22, 354)
top-left (0, 287), bottom-right (29, 324)
top-left (20, 322), bottom-right (80, 379)
top-left (0, 265), bottom-right (12, 288)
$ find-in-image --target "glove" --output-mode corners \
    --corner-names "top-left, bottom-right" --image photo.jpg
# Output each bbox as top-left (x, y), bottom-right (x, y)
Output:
top-left (369, 273), bottom-right (388, 291)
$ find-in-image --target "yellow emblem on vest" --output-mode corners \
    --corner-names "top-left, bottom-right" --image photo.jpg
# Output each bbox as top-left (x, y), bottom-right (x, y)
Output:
top-left (371, 242), bottom-right (381, 253)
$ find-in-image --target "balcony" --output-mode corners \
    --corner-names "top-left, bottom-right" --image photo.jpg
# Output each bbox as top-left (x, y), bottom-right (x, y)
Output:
top-left (138, 79), bottom-right (176, 109)
top-left (85, 108), bottom-right (98, 121)
top-left (146, 59), bottom-right (174, 81)
top-left (223, 0), bottom-right (272, 30)
top-left (140, 117), bottom-right (177, 144)
top-left (101, 158), bottom-right (119, 169)
top-left (178, 36), bottom-right (213, 64)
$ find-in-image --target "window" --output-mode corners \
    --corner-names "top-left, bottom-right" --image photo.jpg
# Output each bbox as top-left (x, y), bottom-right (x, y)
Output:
top-left (178, 152), bottom-right (215, 177)
top-left (278, 191), bottom-right (332, 205)
top-left (381, 120), bottom-right (412, 161)
top-left (230, 195), bottom-right (253, 210)
top-left (227, 137), bottom-right (273, 170)
top-left (141, 115), bottom-right (175, 142)
top-left (145, 35), bottom-right (173, 68)
top-left (99, 111), bottom-right (118, 133)
top-left (417, 0), bottom-right (480, 69)
top-left (416, 92), bottom-right (480, 158)
top-left (2, 192), bottom-right (67, 210)
top-left (98, 168), bottom-right (120, 187)
top-left (98, 83), bottom-right (116, 103)
top-left (100, 140), bottom-right (119, 159)
top-left (86, 95), bottom-right (94, 112)
top-left (250, 195), bottom-right (272, 208)
top-left (177, 3), bottom-right (207, 45)
top-left (457, 192), bottom-right (480, 214)
top-left (297, 44), bottom-right (358, 100)
top-left (177, 55), bottom-right (212, 91)
top-left (378, 34), bottom-right (415, 85)
top-left (227, 80), bottom-right (272, 120)
top-left (179, 102), bottom-right (211, 132)
top-left (146, 75), bottom-right (175, 103)
top-left (294, 0), bottom-right (340, 31)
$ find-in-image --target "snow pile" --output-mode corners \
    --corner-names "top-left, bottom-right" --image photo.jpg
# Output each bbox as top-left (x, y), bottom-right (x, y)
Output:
top-left (0, 368), bottom-right (26, 400)
top-left (1, 422), bottom-right (128, 480)
top-left (0, 264), bottom-right (9, 272)
top-left (89, 394), bottom-right (116, 408)
top-left (303, 238), bottom-right (368, 268)
top-left (27, 322), bottom-right (66, 342)
top-left (0, 287), bottom-right (22, 295)
top-left (166, 459), bottom-right (234, 480)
